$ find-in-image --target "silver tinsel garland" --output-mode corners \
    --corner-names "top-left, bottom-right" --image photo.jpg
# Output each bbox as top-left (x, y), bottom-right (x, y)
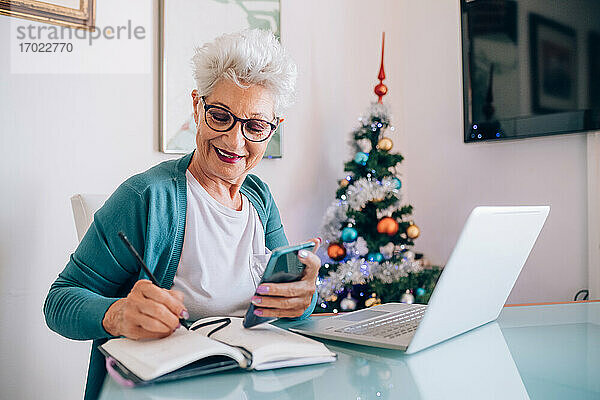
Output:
top-left (361, 102), bottom-right (391, 127)
top-left (319, 176), bottom-right (403, 245)
top-left (344, 176), bottom-right (402, 211)
top-left (317, 256), bottom-right (423, 302)
top-left (320, 200), bottom-right (350, 245)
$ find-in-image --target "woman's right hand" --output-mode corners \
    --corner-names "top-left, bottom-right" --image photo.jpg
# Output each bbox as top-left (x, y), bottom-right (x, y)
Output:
top-left (102, 280), bottom-right (188, 340)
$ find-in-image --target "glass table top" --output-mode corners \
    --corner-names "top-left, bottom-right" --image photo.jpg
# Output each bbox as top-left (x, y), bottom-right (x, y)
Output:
top-left (99, 302), bottom-right (600, 400)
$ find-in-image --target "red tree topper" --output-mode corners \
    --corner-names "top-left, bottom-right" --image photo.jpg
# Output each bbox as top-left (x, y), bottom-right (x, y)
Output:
top-left (374, 32), bottom-right (388, 103)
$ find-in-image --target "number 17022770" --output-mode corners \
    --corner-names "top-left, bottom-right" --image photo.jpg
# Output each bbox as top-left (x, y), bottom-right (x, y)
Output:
top-left (19, 42), bottom-right (73, 52)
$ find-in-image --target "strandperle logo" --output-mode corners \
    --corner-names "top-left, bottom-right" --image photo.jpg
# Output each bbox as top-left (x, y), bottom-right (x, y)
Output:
top-left (15, 20), bottom-right (146, 46)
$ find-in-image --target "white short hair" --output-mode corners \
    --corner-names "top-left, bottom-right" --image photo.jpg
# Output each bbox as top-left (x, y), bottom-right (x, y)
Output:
top-left (191, 29), bottom-right (297, 116)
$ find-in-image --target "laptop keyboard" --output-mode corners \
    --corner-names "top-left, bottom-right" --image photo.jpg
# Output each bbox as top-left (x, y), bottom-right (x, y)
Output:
top-left (334, 307), bottom-right (426, 339)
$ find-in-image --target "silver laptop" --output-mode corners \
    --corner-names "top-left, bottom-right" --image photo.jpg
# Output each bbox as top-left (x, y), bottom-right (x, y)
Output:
top-left (290, 206), bottom-right (550, 354)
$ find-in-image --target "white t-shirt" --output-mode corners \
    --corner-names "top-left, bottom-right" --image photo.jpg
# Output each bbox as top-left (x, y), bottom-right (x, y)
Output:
top-left (171, 170), bottom-right (266, 321)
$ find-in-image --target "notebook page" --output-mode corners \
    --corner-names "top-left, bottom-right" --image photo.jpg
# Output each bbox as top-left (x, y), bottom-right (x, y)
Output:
top-left (100, 327), bottom-right (246, 381)
top-left (253, 356), bottom-right (338, 371)
top-left (192, 317), bottom-right (336, 369)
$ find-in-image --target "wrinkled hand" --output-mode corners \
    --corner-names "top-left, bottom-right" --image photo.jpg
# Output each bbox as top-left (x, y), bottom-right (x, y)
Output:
top-left (102, 280), bottom-right (188, 340)
top-left (251, 238), bottom-right (321, 318)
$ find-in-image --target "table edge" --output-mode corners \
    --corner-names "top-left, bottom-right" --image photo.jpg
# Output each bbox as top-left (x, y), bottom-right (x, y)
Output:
top-left (503, 299), bottom-right (599, 307)
top-left (311, 300), bottom-right (600, 316)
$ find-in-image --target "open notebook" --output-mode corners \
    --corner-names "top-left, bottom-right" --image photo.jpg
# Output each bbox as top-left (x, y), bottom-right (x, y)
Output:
top-left (99, 317), bottom-right (336, 386)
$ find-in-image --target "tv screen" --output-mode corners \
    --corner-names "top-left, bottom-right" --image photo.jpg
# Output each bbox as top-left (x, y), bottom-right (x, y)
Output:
top-left (461, 0), bottom-right (600, 142)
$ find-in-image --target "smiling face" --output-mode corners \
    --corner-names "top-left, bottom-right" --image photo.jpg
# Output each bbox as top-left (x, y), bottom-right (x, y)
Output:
top-left (191, 79), bottom-right (275, 185)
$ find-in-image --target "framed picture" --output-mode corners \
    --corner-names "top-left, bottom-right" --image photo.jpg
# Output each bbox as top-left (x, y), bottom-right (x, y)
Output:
top-left (590, 32), bottom-right (600, 110)
top-left (529, 13), bottom-right (577, 113)
top-left (0, 0), bottom-right (95, 30)
top-left (159, 0), bottom-right (282, 158)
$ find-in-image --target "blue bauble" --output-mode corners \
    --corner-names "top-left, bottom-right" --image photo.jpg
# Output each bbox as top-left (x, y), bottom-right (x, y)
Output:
top-left (353, 152), bottom-right (369, 166)
top-left (341, 227), bottom-right (358, 242)
top-left (416, 287), bottom-right (426, 297)
top-left (392, 177), bottom-right (402, 189)
top-left (367, 252), bottom-right (384, 263)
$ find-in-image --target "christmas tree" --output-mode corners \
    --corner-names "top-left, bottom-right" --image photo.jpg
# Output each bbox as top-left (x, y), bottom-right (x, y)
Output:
top-left (315, 34), bottom-right (442, 313)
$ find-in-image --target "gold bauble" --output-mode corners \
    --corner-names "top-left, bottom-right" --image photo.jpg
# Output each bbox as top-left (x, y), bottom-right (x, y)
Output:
top-left (377, 217), bottom-right (399, 236)
top-left (376, 137), bottom-right (394, 152)
top-left (339, 179), bottom-right (349, 188)
top-left (406, 223), bottom-right (420, 239)
top-left (365, 293), bottom-right (382, 307)
top-left (326, 294), bottom-right (338, 302)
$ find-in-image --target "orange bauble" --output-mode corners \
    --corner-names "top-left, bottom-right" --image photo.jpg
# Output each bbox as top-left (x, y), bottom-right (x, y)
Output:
top-left (327, 243), bottom-right (347, 261)
top-left (377, 217), bottom-right (399, 236)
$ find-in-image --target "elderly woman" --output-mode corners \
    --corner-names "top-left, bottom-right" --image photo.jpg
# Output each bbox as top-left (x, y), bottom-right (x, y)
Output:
top-left (44, 29), bottom-right (321, 400)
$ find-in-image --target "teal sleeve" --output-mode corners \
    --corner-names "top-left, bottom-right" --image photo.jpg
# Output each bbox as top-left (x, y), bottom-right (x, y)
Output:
top-left (263, 186), bottom-right (289, 250)
top-left (44, 183), bottom-right (147, 340)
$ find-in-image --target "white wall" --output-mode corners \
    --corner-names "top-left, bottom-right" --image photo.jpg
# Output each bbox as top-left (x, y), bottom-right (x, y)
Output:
top-left (0, 2), bottom-right (167, 399)
top-left (0, 0), bottom-right (589, 399)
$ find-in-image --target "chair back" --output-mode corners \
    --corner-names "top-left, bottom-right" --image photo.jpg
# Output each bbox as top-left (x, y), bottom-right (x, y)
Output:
top-left (70, 194), bottom-right (108, 242)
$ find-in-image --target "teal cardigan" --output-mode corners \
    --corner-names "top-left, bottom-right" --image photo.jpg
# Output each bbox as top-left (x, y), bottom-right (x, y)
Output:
top-left (44, 152), bottom-right (317, 400)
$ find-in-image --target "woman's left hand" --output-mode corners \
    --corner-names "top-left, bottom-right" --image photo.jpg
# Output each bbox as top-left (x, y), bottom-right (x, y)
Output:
top-left (251, 238), bottom-right (321, 318)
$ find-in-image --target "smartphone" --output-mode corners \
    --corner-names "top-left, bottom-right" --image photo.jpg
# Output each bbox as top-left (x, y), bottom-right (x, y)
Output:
top-left (243, 241), bottom-right (316, 328)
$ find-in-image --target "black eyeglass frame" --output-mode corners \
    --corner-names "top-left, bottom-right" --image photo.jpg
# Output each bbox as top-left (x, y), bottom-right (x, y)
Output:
top-left (200, 96), bottom-right (279, 143)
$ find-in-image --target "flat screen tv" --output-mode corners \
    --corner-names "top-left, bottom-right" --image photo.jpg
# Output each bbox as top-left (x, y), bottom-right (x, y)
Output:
top-left (461, 0), bottom-right (600, 142)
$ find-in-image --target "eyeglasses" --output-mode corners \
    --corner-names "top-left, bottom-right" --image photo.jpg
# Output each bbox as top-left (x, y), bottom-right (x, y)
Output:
top-left (200, 96), bottom-right (279, 142)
